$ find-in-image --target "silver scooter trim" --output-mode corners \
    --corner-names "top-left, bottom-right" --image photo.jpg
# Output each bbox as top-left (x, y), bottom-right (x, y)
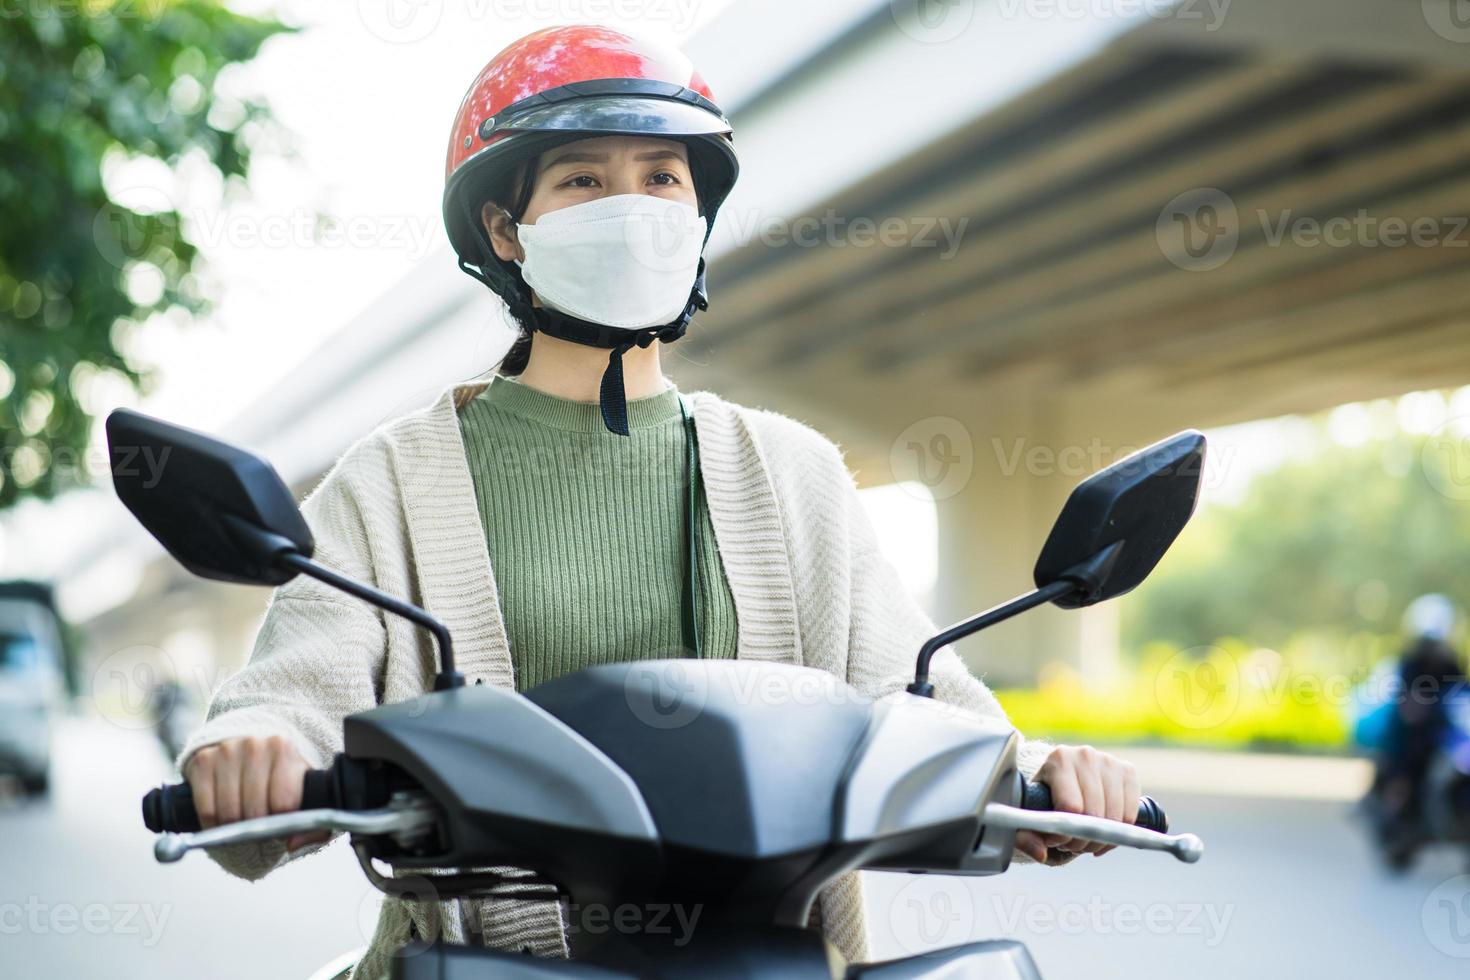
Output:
top-left (983, 802), bottom-right (1204, 862)
top-left (153, 796), bottom-right (437, 863)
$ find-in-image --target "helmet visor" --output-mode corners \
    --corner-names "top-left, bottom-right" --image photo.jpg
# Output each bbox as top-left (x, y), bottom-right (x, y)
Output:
top-left (490, 93), bottom-right (732, 142)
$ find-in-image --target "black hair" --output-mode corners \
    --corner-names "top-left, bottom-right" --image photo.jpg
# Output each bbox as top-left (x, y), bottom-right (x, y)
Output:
top-left (481, 154), bottom-right (540, 376)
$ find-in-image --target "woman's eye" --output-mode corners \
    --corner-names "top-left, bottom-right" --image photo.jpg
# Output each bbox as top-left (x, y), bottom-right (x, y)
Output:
top-left (563, 175), bottom-right (599, 188)
top-left (649, 171), bottom-right (681, 185)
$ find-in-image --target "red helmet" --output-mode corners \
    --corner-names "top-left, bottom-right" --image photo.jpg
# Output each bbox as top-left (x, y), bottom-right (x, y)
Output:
top-left (442, 26), bottom-right (739, 269)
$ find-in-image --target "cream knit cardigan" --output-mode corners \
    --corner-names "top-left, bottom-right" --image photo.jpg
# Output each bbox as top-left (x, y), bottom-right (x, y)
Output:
top-left (180, 378), bottom-right (1052, 979)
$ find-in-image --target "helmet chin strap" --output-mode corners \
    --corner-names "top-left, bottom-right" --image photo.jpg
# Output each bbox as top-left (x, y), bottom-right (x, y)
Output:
top-left (531, 266), bottom-right (707, 437)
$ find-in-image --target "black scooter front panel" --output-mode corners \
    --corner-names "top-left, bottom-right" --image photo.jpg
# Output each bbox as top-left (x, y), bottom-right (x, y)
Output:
top-left (343, 684), bottom-right (663, 884)
top-left (393, 926), bottom-right (846, 979)
top-left (524, 661), bottom-right (874, 859)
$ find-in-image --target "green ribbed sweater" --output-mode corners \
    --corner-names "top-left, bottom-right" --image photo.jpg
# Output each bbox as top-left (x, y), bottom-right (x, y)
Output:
top-left (457, 378), bottom-right (738, 690)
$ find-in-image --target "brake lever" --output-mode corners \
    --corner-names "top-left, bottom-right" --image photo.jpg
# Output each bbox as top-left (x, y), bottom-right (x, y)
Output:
top-left (983, 803), bottom-right (1204, 863)
top-left (153, 797), bottom-right (437, 863)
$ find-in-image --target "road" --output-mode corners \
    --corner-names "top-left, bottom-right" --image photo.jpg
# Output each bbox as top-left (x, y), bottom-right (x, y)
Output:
top-left (1, 716), bottom-right (369, 979)
top-left (866, 761), bottom-right (1470, 978)
top-left (3, 718), bottom-right (1469, 978)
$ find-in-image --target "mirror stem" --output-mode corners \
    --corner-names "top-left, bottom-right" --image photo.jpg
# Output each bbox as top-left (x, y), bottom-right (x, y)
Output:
top-left (276, 552), bottom-right (466, 690)
top-left (908, 579), bottom-right (1077, 698)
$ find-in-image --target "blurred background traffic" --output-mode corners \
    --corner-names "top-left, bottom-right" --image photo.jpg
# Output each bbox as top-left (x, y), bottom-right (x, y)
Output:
top-left (3, 0), bottom-right (1470, 977)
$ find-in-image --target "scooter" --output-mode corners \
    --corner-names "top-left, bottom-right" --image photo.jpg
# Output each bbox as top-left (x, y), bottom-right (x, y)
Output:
top-left (1358, 679), bottom-right (1470, 870)
top-left (108, 408), bottom-right (1208, 979)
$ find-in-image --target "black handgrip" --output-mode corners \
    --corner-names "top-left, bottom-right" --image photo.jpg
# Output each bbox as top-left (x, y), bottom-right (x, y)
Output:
top-left (142, 769), bottom-right (339, 834)
top-left (1021, 779), bottom-right (1170, 833)
top-left (142, 782), bottom-right (198, 833)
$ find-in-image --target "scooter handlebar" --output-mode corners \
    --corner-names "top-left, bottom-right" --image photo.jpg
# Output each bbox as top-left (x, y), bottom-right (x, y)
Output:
top-left (1020, 778), bottom-right (1169, 833)
top-left (142, 770), bottom-right (338, 834)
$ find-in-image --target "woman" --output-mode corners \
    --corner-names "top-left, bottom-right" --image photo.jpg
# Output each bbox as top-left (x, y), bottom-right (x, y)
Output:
top-left (179, 25), bottom-right (1142, 978)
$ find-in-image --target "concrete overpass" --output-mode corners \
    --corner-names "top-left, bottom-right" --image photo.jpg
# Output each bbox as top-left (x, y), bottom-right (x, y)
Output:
top-left (677, 0), bottom-right (1470, 683)
top-left (47, 0), bottom-right (1470, 691)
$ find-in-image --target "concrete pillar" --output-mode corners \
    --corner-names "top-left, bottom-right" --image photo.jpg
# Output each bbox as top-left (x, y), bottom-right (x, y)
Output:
top-left (928, 398), bottom-right (1140, 688)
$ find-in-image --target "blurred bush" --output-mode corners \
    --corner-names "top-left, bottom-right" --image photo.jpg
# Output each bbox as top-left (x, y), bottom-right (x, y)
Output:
top-left (997, 634), bottom-right (1403, 751)
top-left (993, 637), bottom-right (1381, 752)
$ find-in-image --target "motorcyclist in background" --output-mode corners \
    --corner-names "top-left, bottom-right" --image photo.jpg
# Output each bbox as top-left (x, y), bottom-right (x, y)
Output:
top-left (1375, 594), bottom-right (1466, 838)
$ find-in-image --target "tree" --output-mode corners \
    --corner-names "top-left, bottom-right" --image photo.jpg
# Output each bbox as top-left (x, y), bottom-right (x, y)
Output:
top-left (0, 1), bottom-right (290, 509)
top-left (1122, 424), bottom-right (1470, 654)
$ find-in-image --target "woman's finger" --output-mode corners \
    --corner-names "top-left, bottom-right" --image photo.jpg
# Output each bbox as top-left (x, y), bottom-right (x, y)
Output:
top-left (1014, 830), bottom-right (1049, 864)
top-left (213, 743), bottom-right (242, 826)
top-left (1101, 758), bottom-right (1127, 827)
top-left (1121, 762), bottom-right (1141, 826)
top-left (189, 750), bottom-right (218, 829)
top-left (1069, 754), bottom-right (1107, 853)
top-left (241, 737), bottom-right (271, 821)
top-left (266, 737), bottom-right (305, 815)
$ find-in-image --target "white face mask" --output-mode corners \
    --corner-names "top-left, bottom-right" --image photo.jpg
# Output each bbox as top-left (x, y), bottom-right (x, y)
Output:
top-left (515, 194), bottom-right (708, 331)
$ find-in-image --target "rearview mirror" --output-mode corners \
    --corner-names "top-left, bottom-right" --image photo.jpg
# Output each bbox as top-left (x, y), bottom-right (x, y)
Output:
top-left (908, 428), bottom-right (1206, 697)
top-left (107, 409), bottom-right (466, 689)
top-left (1033, 429), bottom-right (1206, 608)
top-left (107, 409), bottom-right (314, 586)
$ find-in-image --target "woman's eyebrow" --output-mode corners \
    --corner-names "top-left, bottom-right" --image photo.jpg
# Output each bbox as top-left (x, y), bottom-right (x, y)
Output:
top-left (540, 150), bottom-right (606, 172)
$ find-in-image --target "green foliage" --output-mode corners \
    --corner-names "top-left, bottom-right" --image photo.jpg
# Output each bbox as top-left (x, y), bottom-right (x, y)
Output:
top-left (1123, 428), bottom-right (1470, 652)
top-left (0, 1), bottom-right (291, 508)
top-left (1002, 417), bottom-right (1470, 750)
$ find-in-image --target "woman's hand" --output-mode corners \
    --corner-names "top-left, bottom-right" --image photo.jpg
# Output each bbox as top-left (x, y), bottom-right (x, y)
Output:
top-left (184, 735), bottom-right (329, 852)
top-left (1014, 745), bottom-right (1140, 864)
